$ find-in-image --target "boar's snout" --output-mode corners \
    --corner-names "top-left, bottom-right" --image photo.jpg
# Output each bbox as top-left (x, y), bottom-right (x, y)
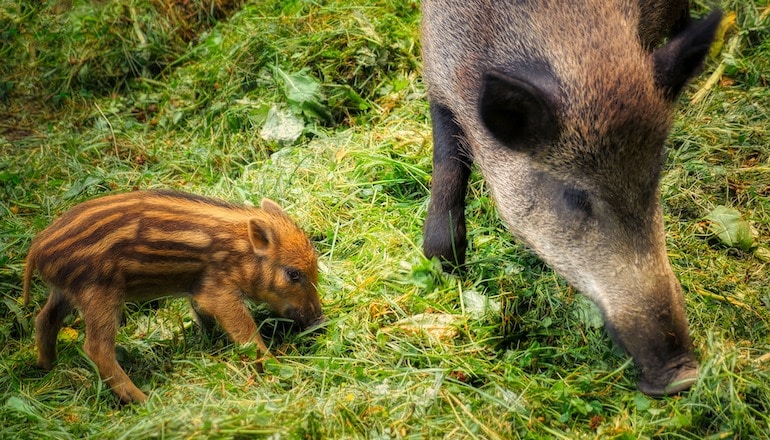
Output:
top-left (638, 355), bottom-right (699, 396)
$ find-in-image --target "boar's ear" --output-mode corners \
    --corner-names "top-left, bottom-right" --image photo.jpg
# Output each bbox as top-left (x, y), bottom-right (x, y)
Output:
top-left (247, 217), bottom-right (273, 254)
top-left (653, 10), bottom-right (722, 101)
top-left (261, 198), bottom-right (287, 217)
top-left (479, 69), bottom-right (558, 150)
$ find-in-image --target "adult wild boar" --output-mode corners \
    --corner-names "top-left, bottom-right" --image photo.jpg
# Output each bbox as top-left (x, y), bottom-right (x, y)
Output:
top-left (420, 0), bottom-right (721, 396)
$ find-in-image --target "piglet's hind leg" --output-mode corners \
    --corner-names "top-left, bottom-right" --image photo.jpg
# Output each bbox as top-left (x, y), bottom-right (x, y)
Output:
top-left (81, 291), bottom-right (147, 403)
top-left (35, 288), bottom-right (75, 370)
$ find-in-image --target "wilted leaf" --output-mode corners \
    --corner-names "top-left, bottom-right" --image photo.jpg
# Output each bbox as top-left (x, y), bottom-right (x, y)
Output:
top-left (709, 12), bottom-right (736, 59)
top-left (462, 289), bottom-right (501, 318)
top-left (58, 326), bottom-right (79, 343)
top-left (754, 246), bottom-right (770, 263)
top-left (385, 313), bottom-right (459, 342)
top-left (706, 205), bottom-right (754, 251)
top-left (259, 105), bottom-right (305, 144)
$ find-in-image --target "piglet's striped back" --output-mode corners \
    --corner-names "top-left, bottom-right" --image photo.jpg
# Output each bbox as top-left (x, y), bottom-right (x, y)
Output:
top-left (23, 190), bottom-right (308, 304)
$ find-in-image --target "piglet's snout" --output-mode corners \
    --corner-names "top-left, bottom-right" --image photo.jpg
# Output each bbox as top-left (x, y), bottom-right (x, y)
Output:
top-left (306, 314), bottom-right (327, 329)
top-left (285, 307), bottom-right (326, 331)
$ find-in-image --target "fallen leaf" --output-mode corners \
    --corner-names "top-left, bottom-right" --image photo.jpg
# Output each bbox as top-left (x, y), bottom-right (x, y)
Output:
top-left (274, 67), bottom-right (332, 123)
top-left (708, 11), bottom-right (736, 59)
top-left (385, 313), bottom-right (459, 342)
top-left (259, 105), bottom-right (305, 144)
top-left (462, 289), bottom-right (501, 318)
top-left (754, 246), bottom-right (770, 263)
top-left (706, 205), bottom-right (754, 251)
top-left (58, 326), bottom-right (79, 343)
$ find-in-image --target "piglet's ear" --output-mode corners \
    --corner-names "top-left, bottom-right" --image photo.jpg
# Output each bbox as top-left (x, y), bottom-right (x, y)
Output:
top-left (260, 198), bottom-right (287, 217)
top-left (479, 69), bottom-right (559, 150)
top-left (248, 217), bottom-right (273, 254)
top-left (653, 10), bottom-right (722, 101)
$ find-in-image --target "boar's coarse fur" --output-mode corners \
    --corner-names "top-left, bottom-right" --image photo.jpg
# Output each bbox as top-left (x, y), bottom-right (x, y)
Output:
top-left (23, 190), bottom-right (323, 403)
top-left (421, 0), bottom-right (721, 395)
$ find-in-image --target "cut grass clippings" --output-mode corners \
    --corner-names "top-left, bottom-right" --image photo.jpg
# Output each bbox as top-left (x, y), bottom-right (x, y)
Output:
top-left (2, 0), bottom-right (769, 438)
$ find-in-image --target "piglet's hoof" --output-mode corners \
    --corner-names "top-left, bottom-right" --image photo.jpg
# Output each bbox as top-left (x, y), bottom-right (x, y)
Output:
top-left (255, 351), bottom-right (279, 374)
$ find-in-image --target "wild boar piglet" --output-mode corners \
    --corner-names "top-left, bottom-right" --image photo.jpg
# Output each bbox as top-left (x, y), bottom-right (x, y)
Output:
top-left (23, 190), bottom-right (324, 403)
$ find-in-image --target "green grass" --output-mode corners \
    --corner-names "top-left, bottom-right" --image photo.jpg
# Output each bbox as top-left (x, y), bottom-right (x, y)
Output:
top-left (2, 0), bottom-right (769, 438)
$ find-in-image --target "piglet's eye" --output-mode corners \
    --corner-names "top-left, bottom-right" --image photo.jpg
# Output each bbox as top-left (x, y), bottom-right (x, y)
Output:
top-left (285, 268), bottom-right (303, 283)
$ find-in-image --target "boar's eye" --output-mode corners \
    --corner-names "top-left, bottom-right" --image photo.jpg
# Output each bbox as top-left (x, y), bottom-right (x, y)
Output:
top-left (285, 268), bottom-right (303, 283)
top-left (563, 187), bottom-right (592, 216)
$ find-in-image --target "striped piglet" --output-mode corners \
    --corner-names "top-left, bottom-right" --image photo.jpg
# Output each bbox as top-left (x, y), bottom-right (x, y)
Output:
top-left (23, 190), bottom-right (324, 403)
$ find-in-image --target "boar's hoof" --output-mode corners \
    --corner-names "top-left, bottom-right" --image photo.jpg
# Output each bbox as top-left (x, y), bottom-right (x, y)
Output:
top-left (423, 218), bottom-right (467, 272)
top-left (638, 363), bottom-right (699, 397)
top-left (423, 245), bottom-right (466, 274)
top-left (423, 239), bottom-right (466, 272)
top-left (35, 360), bottom-right (54, 371)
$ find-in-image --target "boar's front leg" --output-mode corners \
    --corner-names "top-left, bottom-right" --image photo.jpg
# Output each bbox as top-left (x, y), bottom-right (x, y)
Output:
top-left (80, 288), bottom-right (148, 403)
top-left (423, 102), bottom-right (472, 270)
top-left (191, 288), bottom-right (270, 356)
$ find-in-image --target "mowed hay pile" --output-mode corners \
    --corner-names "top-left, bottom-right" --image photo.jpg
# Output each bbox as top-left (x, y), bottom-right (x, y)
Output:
top-left (0, 0), bottom-right (244, 99)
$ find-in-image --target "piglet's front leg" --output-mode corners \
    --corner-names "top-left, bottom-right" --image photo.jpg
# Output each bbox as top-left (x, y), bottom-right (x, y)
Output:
top-left (192, 289), bottom-right (273, 370)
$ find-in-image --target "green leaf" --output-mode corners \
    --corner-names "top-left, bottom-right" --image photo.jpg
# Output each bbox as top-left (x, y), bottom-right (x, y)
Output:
top-left (572, 296), bottom-right (604, 329)
top-left (62, 176), bottom-right (103, 199)
top-left (4, 397), bottom-right (42, 422)
top-left (0, 171), bottom-right (20, 184)
top-left (273, 67), bottom-right (332, 123)
top-left (706, 205), bottom-right (754, 251)
top-left (633, 393), bottom-right (651, 411)
top-left (262, 358), bottom-right (295, 380)
top-left (340, 85), bottom-right (369, 110)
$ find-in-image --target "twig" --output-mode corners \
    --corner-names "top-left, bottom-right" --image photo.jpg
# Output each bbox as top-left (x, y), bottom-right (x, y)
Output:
top-left (755, 352), bottom-right (770, 364)
top-left (93, 102), bottom-right (118, 157)
top-left (693, 287), bottom-right (750, 310)
top-left (690, 34), bottom-right (741, 105)
top-left (759, 6), bottom-right (770, 23)
top-left (443, 390), bottom-right (505, 440)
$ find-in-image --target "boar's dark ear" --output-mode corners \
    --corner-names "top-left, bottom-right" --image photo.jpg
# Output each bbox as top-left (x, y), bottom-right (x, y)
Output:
top-left (248, 217), bottom-right (273, 254)
top-left (653, 10), bottom-right (722, 101)
top-left (260, 198), bottom-right (286, 217)
top-left (479, 69), bottom-right (558, 150)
